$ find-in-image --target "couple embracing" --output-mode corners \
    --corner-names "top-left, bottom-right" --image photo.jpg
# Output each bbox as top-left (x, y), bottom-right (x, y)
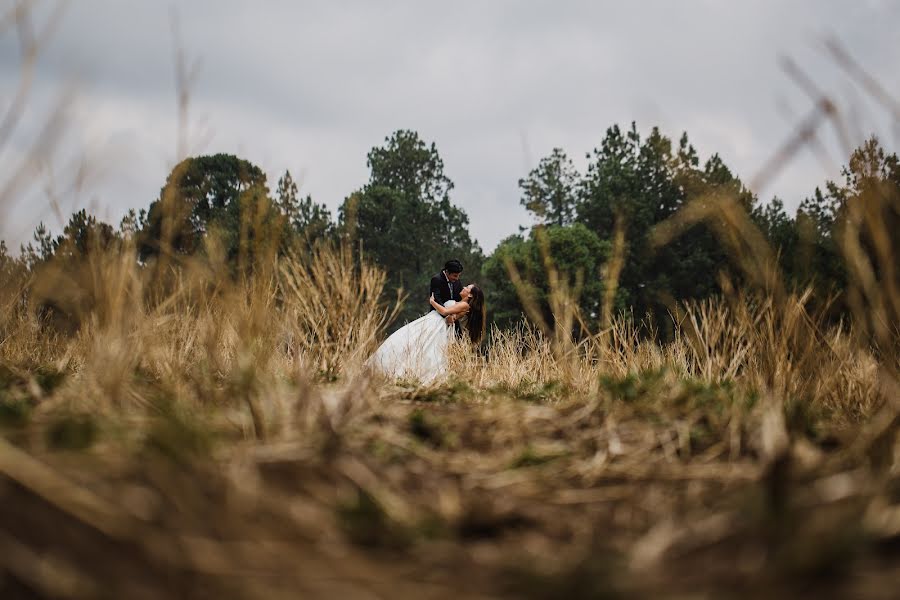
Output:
top-left (368, 260), bottom-right (485, 383)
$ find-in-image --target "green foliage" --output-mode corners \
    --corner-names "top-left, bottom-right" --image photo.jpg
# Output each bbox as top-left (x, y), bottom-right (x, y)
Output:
top-left (752, 197), bottom-right (795, 254)
top-left (797, 189), bottom-right (845, 302)
top-left (520, 147), bottom-right (579, 226)
top-left (4, 126), bottom-right (892, 341)
top-left (18, 222), bottom-right (56, 270)
top-left (0, 240), bottom-right (27, 300)
top-left (53, 209), bottom-right (118, 260)
top-left (0, 240), bottom-right (13, 282)
top-left (138, 154), bottom-right (278, 263)
top-left (209, 183), bottom-right (286, 270)
top-left (599, 368), bottom-right (760, 454)
top-left (754, 191), bottom-right (844, 308)
top-left (17, 210), bottom-right (119, 270)
top-left (483, 224), bottom-right (609, 329)
top-left (487, 379), bottom-right (574, 403)
top-left (275, 170), bottom-right (333, 253)
top-left (404, 380), bottom-right (473, 403)
top-left (599, 367), bottom-right (752, 411)
top-left (754, 135), bottom-right (898, 321)
top-left (118, 207), bottom-right (148, 239)
top-left (482, 234), bottom-right (527, 327)
top-left (576, 124), bottom-right (753, 335)
top-left (339, 130), bottom-right (484, 324)
top-left (830, 136), bottom-right (899, 286)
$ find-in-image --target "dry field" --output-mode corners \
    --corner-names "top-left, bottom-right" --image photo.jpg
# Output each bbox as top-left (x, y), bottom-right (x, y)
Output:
top-left (1, 5), bottom-right (898, 596)
top-left (1, 222), bottom-right (898, 598)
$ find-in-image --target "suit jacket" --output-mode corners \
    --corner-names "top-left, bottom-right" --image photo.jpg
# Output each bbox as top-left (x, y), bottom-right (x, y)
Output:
top-left (430, 271), bottom-right (463, 335)
top-left (430, 271), bottom-right (462, 309)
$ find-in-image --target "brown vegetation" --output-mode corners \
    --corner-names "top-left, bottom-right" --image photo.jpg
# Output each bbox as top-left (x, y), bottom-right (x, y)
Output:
top-left (1, 4), bottom-right (898, 598)
top-left (1, 197), bottom-right (898, 597)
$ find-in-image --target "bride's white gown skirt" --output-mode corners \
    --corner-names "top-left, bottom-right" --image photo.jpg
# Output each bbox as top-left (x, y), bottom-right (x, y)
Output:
top-left (367, 301), bottom-right (455, 384)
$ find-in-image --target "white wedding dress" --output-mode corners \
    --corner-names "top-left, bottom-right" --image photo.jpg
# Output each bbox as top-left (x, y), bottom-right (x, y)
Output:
top-left (367, 300), bottom-right (456, 384)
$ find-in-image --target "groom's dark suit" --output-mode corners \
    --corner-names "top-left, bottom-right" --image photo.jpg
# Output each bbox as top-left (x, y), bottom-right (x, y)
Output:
top-left (430, 271), bottom-right (463, 336)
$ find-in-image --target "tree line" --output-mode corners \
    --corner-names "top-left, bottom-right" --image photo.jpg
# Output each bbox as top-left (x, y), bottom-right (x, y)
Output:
top-left (2, 125), bottom-right (897, 334)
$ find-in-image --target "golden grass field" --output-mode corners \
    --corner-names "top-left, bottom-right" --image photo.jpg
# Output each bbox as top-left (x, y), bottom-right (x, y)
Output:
top-left (1, 4), bottom-right (898, 597)
top-left (1, 210), bottom-right (898, 598)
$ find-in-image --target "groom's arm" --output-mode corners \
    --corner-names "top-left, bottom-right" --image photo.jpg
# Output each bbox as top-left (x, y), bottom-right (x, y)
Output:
top-left (429, 276), bottom-right (444, 310)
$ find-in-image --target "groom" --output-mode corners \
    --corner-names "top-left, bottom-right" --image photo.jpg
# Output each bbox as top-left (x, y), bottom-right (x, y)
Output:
top-left (430, 259), bottom-right (464, 335)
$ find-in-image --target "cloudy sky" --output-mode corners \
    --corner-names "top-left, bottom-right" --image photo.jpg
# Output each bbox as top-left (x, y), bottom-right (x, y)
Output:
top-left (2, 0), bottom-right (898, 252)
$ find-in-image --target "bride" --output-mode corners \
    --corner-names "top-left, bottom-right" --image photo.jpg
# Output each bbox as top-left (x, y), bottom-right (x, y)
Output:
top-left (367, 284), bottom-right (485, 383)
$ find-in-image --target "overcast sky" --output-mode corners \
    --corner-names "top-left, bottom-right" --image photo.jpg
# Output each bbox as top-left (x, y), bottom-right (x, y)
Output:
top-left (2, 0), bottom-right (899, 253)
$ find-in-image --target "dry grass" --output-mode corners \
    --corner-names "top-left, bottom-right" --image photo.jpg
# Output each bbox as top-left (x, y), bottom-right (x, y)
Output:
top-left (1, 6), bottom-right (899, 598)
top-left (0, 146), bottom-right (897, 598)
top-left (0, 219), bottom-right (897, 598)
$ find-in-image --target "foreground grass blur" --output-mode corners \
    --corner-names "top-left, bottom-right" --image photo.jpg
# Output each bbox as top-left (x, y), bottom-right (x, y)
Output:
top-left (1, 4), bottom-right (897, 596)
top-left (0, 192), bottom-right (897, 598)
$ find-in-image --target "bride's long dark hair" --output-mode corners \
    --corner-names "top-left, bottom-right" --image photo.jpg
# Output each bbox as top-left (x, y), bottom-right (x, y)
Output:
top-left (465, 286), bottom-right (485, 345)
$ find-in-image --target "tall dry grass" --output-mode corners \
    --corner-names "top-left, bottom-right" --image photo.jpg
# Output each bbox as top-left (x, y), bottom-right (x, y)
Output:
top-left (0, 233), bottom-right (402, 448)
top-left (1, 5), bottom-right (899, 597)
top-left (2, 100), bottom-right (898, 600)
top-left (1, 194), bottom-right (898, 597)
top-left (1, 231), bottom-right (885, 434)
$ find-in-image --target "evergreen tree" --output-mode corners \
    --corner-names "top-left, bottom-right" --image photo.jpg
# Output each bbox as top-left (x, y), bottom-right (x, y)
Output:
top-left (575, 124), bottom-right (755, 335)
top-left (339, 130), bottom-right (483, 324)
top-left (519, 148), bottom-right (579, 226)
top-left (53, 209), bottom-right (117, 260)
top-left (483, 224), bottom-right (609, 331)
top-left (19, 222), bottom-right (55, 270)
top-left (119, 208), bottom-right (148, 239)
top-left (275, 170), bottom-right (333, 252)
top-left (137, 154), bottom-right (294, 272)
top-left (803, 136), bottom-right (899, 301)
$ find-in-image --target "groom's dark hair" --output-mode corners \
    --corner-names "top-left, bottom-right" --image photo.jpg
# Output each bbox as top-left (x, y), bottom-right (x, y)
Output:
top-left (444, 259), bottom-right (463, 274)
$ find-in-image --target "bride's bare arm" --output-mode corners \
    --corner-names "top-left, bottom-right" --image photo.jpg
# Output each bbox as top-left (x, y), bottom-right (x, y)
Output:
top-left (430, 294), bottom-right (469, 316)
